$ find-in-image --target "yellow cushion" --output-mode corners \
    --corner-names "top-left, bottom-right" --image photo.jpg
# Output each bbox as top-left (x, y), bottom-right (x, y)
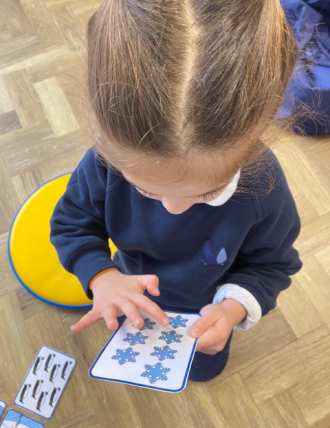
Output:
top-left (8, 174), bottom-right (117, 309)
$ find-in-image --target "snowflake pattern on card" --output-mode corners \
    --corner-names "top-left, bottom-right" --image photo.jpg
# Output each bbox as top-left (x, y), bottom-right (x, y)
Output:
top-left (111, 348), bottom-right (140, 365)
top-left (169, 315), bottom-right (189, 329)
top-left (123, 332), bottom-right (149, 346)
top-left (150, 345), bottom-right (178, 361)
top-left (141, 363), bottom-right (171, 384)
top-left (158, 330), bottom-right (183, 344)
top-left (139, 318), bottom-right (156, 331)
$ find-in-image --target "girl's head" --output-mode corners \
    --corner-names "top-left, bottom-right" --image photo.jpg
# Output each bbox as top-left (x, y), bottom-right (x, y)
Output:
top-left (83, 0), bottom-right (298, 214)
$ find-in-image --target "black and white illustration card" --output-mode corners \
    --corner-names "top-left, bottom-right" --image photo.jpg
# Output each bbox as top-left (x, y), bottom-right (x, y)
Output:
top-left (14, 346), bottom-right (76, 419)
top-left (89, 310), bottom-right (200, 393)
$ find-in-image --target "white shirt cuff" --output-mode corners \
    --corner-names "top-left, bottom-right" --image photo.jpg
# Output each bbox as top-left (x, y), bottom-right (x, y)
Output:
top-left (212, 283), bottom-right (262, 331)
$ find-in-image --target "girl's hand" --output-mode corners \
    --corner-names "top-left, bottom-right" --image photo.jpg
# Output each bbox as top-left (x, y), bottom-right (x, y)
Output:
top-left (71, 269), bottom-right (169, 333)
top-left (189, 300), bottom-right (247, 355)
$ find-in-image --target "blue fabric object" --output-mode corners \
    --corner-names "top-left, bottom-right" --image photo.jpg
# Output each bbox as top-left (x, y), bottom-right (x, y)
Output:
top-left (50, 148), bottom-right (302, 317)
top-left (279, 0), bottom-right (330, 135)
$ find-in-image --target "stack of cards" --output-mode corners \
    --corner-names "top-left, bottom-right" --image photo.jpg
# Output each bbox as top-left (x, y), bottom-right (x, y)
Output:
top-left (89, 310), bottom-right (200, 393)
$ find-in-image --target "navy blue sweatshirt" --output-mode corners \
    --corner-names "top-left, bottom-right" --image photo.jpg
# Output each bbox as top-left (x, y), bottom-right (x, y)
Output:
top-left (50, 148), bottom-right (302, 325)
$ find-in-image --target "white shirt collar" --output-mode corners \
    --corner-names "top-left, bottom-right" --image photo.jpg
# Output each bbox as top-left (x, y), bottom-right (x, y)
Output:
top-left (205, 170), bottom-right (240, 206)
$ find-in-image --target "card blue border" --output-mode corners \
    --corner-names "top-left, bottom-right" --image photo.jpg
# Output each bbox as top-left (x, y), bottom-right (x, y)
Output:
top-left (7, 173), bottom-right (93, 311)
top-left (14, 345), bottom-right (77, 420)
top-left (0, 400), bottom-right (6, 419)
top-left (88, 311), bottom-right (201, 393)
top-left (1, 408), bottom-right (44, 428)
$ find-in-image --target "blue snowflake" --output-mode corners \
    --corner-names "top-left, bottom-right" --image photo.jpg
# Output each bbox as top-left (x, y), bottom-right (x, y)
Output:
top-left (111, 347), bottom-right (140, 365)
top-left (141, 363), bottom-right (171, 384)
top-left (123, 332), bottom-right (149, 346)
top-left (151, 345), bottom-right (177, 361)
top-left (169, 315), bottom-right (189, 329)
top-left (159, 330), bottom-right (183, 344)
top-left (139, 318), bottom-right (156, 331)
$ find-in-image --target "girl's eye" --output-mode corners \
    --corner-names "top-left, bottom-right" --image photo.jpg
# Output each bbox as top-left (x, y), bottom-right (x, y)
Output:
top-left (136, 187), bottom-right (151, 197)
top-left (202, 190), bottom-right (223, 202)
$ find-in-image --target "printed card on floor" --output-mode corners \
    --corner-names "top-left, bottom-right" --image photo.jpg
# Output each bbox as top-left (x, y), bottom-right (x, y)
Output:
top-left (89, 310), bottom-right (200, 393)
top-left (14, 345), bottom-right (76, 419)
top-left (0, 409), bottom-right (44, 428)
top-left (0, 401), bottom-right (6, 418)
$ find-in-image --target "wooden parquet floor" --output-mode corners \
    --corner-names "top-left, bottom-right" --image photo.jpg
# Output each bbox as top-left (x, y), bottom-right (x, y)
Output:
top-left (1, 1), bottom-right (330, 427)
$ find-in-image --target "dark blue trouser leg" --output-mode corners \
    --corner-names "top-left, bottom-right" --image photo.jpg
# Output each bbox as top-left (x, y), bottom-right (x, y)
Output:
top-left (188, 330), bottom-right (233, 382)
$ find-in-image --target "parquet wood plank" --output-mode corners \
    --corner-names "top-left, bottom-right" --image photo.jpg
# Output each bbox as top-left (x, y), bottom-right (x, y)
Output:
top-left (0, 44), bottom-right (71, 75)
top-left (4, 129), bottom-right (85, 176)
top-left (0, 0), bottom-right (33, 37)
top-left (291, 366), bottom-right (330, 426)
top-left (0, 110), bottom-right (21, 135)
top-left (258, 390), bottom-right (309, 428)
top-left (50, 5), bottom-right (86, 52)
top-left (315, 245), bottom-right (330, 276)
top-left (0, 233), bottom-right (8, 266)
top-left (296, 256), bottom-right (330, 329)
top-left (47, 407), bottom-right (101, 428)
top-left (26, 49), bottom-right (79, 83)
top-left (0, 24), bottom-right (11, 43)
top-left (0, 33), bottom-right (40, 69)
top-left (11, 169), bottom-right (44, 203)
top-left (0, 74), bottom-right (14, 114)
top-left (0, 121), bottom-right (54, 155)
top-left (295, 212), bottom-right (330, 258)
top-left (2, 69), bottom-right (48, 127)
top-left (311, 414), bottom-right (330, 428)
top-left (277, 276), bottom-right (323, 338)
top-left (16, 286), bottom-right (51, 321)
top-left (0, 158), bottom-right (20, 234)
top-left (21, 0), bottom-right (63, 45)
top-left (33, 77), bottom-right (80, 136)
top-left (38, 146), bottom-right (88, 182)
top-left (207, 309), bottom-right (296, 386)
top-left (293, 192), bottom-right (320, 224)
top-left (241, 326), bottom-right (330, 406)
top-left (208, 373), bottom-right (267, 428)
top-left (0, 292), bottom-right (35, 399)
top-left (279, 144), bottom-right (330, 216)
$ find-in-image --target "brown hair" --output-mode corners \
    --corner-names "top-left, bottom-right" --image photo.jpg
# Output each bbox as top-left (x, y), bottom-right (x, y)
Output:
top-left (80, 0), bottom-right (312, 190)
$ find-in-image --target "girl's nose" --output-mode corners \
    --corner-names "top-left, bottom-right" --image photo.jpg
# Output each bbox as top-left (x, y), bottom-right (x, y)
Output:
top-left (161, 197), bottom-right (193, 215)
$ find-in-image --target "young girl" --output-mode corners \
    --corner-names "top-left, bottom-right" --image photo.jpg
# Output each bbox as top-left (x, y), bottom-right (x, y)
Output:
top-left (50, 0), bottom-right (303, 382)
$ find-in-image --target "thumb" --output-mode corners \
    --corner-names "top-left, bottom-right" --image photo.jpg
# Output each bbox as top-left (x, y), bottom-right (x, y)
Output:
top-left (137, 274), bottom-right (160, 296)
top-left (189, 305), bottom-right (221, 338)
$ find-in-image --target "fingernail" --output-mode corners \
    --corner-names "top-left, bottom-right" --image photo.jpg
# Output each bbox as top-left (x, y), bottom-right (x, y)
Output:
top-left (133, 319), bottom-right (142, 327)
top-left (190, 328), bottom-right (199, 338)
top-left (163, 317), bottom-right (169, 324)
top-left (155, 289), bottom-right (160, 295)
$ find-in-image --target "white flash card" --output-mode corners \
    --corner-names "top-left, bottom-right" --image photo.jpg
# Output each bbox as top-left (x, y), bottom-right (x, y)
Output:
top-left (89, 310), bottom-right (200, 393)
top-left (14, 346), bottom-right (76, 419)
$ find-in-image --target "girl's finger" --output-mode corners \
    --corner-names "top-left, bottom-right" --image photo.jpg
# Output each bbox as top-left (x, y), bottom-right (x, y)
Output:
top-left (135, 294), bottom-right (169, 326)
top-left (101, 304), bottom-right (119, 330)
top-left (195, 325), bottom-right (227, 352)
top-left (117, 297), bottom-right (144, 329)
top-left (137, 275), bottom-right (160, 296)
top-left (71, 309), bottom-right (100, 333)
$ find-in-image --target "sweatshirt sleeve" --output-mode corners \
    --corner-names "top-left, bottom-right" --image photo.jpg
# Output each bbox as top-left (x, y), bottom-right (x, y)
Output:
top-left (218, 171), bottom-right (303, 319)
top-left (50, 148), bottom-right (119, 300)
